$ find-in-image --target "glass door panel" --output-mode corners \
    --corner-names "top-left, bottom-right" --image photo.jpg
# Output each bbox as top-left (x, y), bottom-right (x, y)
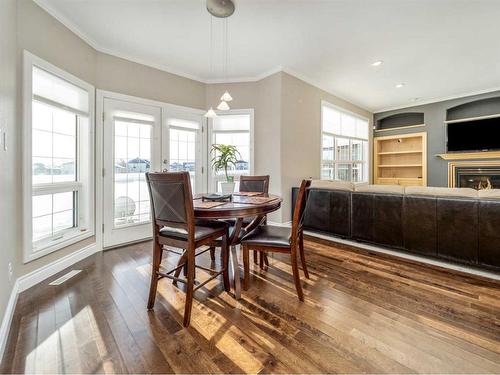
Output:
top-left (103, 98), bottom-right (161, 248)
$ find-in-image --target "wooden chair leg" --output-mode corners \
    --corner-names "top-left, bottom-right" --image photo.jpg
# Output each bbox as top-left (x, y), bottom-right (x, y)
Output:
top-left (183, 244), bottom-right (196, 327)
top-left (209, 246), bottom-right (216, 261)
top-left (299, 234), bottom-right (309, 279)
top-left (173, 250), bottom-right (187, 283)
top-left (263, 252), bottom-right (269, 267)
top-left (147, 240), bottom-right (163, 309)
top-left (259, 251), bottom-right (264, 269)
top-left (290, 246), bottom-right (304, 301)
top-left (221, 236), bottom-right (231, 292)
top-left (253, 250), bottom-right (258, 265)
top-left (243, 245), bottom-right (250, 290)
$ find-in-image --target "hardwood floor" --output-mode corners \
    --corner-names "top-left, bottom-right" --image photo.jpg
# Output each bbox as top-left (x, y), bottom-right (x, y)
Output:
top-left (2, 237), bottom-right (500, 374)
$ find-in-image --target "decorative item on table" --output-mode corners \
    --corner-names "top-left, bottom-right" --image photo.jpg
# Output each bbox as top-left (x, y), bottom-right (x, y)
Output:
top-left (201, 193), bottom-right (232, 202)
top-left (211, 144), bottom-right (241, 194)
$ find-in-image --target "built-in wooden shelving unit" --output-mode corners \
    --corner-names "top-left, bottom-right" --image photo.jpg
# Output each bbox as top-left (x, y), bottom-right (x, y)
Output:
top-left (374, 132), bottom-right (427, 186)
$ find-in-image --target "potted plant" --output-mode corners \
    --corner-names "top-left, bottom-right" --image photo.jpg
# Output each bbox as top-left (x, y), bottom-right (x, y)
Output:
top-left (211, 144), bottom-right (241, 194)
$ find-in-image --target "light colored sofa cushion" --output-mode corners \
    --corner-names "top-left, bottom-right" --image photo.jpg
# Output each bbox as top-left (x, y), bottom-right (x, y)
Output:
top-left (355, 184), bottom-right (405, 195)
top-left (310, 179), bottom-right (355, 191)
top-left (477, 189), bottom-right (500, 199)
top-left (405, 186), bottom-right (478, 198)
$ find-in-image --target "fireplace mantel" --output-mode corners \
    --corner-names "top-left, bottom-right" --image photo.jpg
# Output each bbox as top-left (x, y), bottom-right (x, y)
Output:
top-left (436, 151), bottom-right (500, 160)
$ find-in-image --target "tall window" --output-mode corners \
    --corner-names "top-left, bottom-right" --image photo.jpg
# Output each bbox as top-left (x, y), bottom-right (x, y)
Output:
top-left (209, 111), bottom-right (253, 191)
top-left (321, 102), bottom-right (369, 182)
top-left (23, 52), bottom-right (94, 262)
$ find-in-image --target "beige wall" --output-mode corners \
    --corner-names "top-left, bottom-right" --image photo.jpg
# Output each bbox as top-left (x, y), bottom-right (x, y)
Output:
top-left (205, 75), bottom-right (283, 222)
top-left (280, 72), bottom-right (373, 222)
top-left (96, 53), bottom-right (205, 109)
top-left (0, 0), bottom-right (19, 339)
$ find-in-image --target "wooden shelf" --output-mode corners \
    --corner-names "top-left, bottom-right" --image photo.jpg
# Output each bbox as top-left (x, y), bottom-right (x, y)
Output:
top-left (377, 150), bottom-right (423, 155)
top-left (374, 124), bottom-right (425, 133)
top-left (378, 164), bottom-right (422, 168)
top-left (374, 131), bottom-right (427, 186)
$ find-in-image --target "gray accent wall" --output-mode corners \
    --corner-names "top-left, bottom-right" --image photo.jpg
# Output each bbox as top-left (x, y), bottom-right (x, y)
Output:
top-left (374, 90), bottom-right (500, 187)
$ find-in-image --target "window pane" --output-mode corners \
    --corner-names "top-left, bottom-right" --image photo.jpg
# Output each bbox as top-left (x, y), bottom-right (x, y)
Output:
top-left (32, 102), bottom-right (77, 184)
top-left (32, 191), bottom-right (76, 243)
top-left (53, 210), bottom-right (74, 234)
top-left (321, 163), bottom-right (334, 180)
top-left (169, 128), bottom-right (197, 190)
top-left (52, 108), bottom-right (76, 136)
top-left (352, 163), bottom-right (365, 182)
top-left (335, 138), bottom-right (350, 161)
top-left (336, 163), bottom-right (351, 181)
top-left (322, 134), bottom-right (334, 162)
top-left (114, 119), bottom-right (151, 227)
top-left (32, 130), bottom-right (52, 158)
top-left (32, 101), bottom-right (53, 131)
top-left (351, 139), bottom-right (365, 161)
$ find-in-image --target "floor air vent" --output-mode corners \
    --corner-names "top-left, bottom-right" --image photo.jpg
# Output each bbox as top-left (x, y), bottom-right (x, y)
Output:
top-left (49, 270), bottom-right (82, 286)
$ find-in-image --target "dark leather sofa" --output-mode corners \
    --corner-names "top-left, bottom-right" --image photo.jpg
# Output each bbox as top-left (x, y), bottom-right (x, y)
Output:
top-left (292, 182), bottom-right (500, 271)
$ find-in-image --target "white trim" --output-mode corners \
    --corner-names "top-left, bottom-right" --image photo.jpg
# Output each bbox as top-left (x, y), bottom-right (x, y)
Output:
top-left (17, 243), bottom-right (100, 292)
top-left (23, 51), bottom-right (96, 263)
top-left (374, 87), bottom-right (500, 114)
top-left (205, 65), bottom-right (284, 84)
top-left (0, 281), bottom-right (19, 365)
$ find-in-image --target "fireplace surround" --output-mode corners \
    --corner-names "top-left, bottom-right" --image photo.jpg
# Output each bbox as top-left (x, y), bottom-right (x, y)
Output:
top-left (448, 161), bottom-right (500, 189)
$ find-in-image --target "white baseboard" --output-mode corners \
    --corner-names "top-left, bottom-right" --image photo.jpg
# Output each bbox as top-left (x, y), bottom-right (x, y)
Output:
top-left (17, 243), bottom-right (100, 292)
top-left (304, 230), bottom-right (500, 282)
top-left (1, 242), bottom-right (100, 365)
top-left (0, 280), bottom-right (19, 366)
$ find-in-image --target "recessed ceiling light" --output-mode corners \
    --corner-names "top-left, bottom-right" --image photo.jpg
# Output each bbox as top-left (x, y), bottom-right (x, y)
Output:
top-left (396, 83), bottom-right (405, 88)
top-left (371, 60), bottom-right (383, 67)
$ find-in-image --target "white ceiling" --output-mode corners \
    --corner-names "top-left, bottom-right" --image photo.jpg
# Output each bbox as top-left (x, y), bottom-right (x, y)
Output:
top-left (36, 0), bottom-right (500, 112)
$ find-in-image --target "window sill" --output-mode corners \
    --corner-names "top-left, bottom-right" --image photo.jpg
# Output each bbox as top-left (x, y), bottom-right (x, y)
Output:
top-left (24, 228), bottom-right (94, 263)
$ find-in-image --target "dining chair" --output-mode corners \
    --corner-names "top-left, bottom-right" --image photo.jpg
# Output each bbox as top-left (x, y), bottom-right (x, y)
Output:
top-left (209, 175), bottom-right (270, 265)
top-left (241, 179), bottom-right (311, 301)
top-left (146, 171), bottom-right (230, 327)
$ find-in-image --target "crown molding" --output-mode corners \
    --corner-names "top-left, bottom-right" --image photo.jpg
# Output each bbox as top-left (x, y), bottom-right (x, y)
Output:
top-left (374, 86), bottom-right (500, 113)
top-left (280, 67), bottom-right (373, 113)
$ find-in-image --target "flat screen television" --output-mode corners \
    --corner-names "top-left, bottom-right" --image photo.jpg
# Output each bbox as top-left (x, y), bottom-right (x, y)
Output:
top-left (447, 117), bottom-right (500, 152)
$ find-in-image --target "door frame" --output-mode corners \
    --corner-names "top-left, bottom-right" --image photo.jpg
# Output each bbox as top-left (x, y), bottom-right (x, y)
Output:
top-left (96, 90), bottom-right (206, 249)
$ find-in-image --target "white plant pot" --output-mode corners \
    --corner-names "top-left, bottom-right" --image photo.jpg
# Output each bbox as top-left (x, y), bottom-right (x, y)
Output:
top-left (220, 181), bottom-right (235, 195)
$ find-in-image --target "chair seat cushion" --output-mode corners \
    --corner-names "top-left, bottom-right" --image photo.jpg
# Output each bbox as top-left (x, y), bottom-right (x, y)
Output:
top-left (159, 220), bottom-right (228, 242)
top-left (241, 225), bottom-right (291, 248)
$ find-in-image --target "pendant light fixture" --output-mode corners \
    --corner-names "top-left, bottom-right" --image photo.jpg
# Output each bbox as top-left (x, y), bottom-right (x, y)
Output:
top-left (205, 0), bottom-right (234, 117)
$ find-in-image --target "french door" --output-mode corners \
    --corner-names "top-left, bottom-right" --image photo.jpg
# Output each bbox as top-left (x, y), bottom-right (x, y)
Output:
top-left (162, 110), bottom-right (205, 194)
top-left (102, 97), bottom-right (161, 248)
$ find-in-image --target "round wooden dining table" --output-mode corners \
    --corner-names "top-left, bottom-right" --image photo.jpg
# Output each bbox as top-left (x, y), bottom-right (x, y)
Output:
top-left (193, 193), bottom-right (282, 299)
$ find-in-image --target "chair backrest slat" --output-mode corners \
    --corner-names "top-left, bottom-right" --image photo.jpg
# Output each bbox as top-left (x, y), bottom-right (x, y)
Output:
top-left (146, 172), bottom-right (195, 237)
top-left (239, 175), bottom-right (270, 194)
top-left (291, 179), bottom-right (312, 243)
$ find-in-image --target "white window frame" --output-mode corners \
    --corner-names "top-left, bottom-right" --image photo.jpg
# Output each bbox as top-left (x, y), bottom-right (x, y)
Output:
top-left (22, 51), bottom-right (95, 263)
top-left (320, 100), bottom-right (370, 182)
top-left (207, 108), bottom-right (254, 192)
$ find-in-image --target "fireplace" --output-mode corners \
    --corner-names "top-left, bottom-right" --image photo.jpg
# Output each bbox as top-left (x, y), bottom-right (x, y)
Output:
top-left (448, 161), bottom-right (500, 189)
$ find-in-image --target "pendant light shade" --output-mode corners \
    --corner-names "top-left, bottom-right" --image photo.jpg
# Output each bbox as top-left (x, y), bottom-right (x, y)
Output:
top-left (217, 100), bottom-right (230, 111)
top-left (220, 91), bottom-right (233, 102)
top-left (204, 107), bottom-right (217, 118)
